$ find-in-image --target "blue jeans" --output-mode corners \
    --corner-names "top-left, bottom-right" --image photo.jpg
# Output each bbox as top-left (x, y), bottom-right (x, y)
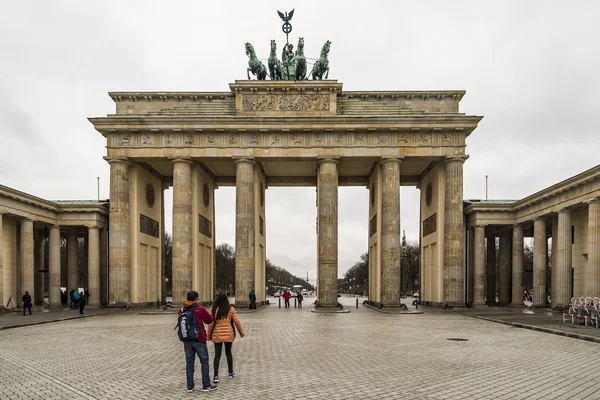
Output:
top-left (184, 341), bottom-right (210, 390)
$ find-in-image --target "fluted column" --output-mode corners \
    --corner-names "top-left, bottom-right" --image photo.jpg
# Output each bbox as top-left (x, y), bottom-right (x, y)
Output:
top-left (67, 232), bottom-right (78, 291)
top-left (552, 210), bottom-right (572, 308)
top-left (235, 158), bottom-right (256, 306)
top-left (20, 219), bottom-right (34, 304)
top-left (380, 158), bottom-right (401, 305)
top-left (443, 156), bottom-right (467, 305)
top-left (486, 233), bottom-right (496, 305)
top-left (473, 225), bottom-right (486, 305)
top-left (587, 199), bottom-right (600, 297)
top-left (533, 218), bottom-right (547, 307)
top-left (48, 225), bottom-right (61, 306)
top-left (317, 158), bottom-right (338, 307)
top-left (498, 233), bottom-right (511, 305)
top-left (87, 227), bottom-right (100, 306)
top-left (172, 158), bottom-right (194, 305)
top-left (107, 158), bottom-right (131, 304)
top-left (34, 235), bottom-right (45, 305)
top-left (511, 225), bottom-right (524, 305)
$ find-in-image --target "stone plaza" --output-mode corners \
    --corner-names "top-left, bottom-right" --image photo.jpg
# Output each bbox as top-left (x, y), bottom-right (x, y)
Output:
top-left (2, 300), bottom-right (600, 399)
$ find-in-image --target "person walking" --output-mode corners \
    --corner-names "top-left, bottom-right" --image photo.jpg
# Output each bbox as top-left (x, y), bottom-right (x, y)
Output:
top-left (208, 293), bottom-right (245, 384)
top-left (22, 291), bottom-right (32, 316)
top-left (249, 289), bottom-right (257, 310)
top-left (297, 291), bottom-right (303, 308)
top-left (79, 291), bottom-right (86, 315)
top-left (69, 289), bottom-right (75, 309)
top-left (178, 291), bottom-right (216, 393)
top-left (282, 290), bottom-right (291, 308)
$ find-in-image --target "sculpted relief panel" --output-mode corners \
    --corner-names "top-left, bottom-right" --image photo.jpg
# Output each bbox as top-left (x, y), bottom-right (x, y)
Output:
top-left (242, 94), bottom-right (330, 112)
top-left (110, 131), bottom-right (461, 149)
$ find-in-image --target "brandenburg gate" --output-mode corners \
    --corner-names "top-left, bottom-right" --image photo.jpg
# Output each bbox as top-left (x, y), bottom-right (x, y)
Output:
top-left (89, 80), bottom-right (482, 308)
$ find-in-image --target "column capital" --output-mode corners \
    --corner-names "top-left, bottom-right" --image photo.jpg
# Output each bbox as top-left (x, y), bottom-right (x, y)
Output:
top-left (316, 157), bottom-right (339, 165)
top-left (512, 223), bottom-right (524, 229)
top-left (233, 157), bottom-right (256, 165)
top-left (533, 217), bottom-right (546, 222)
top-left (585, 197), bottom-right (600, 205)
top-left (169, 157), bottom-right (194, 166)
top-left (104, 156), bottom-right (131, 166)
top-left (380, 157), bottom-right (404, 166)
top-left (556, 209), bottom-right (572, 215)
top-left (444, 155), bottom-right (469, 164)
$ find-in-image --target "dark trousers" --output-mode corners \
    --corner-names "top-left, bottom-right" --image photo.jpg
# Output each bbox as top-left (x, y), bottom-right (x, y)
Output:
top-left (79, 301), bottom-right (85, 314)
top-left (184, 341), bottom-right (210, 390)
top-left (23, 304), bottom-right (32, 316)
top-left (250, 300), bottom-right (256, 309)
top-left (213, 342), bottom-right (233, 376)
top-left (298, 300), bottom-right (302, 308)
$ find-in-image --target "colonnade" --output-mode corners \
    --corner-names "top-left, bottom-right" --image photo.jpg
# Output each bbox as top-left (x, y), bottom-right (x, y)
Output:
top-left (0, 212), bottom-right (104, 309)
top-left (470, 199), bottom-right (600, 308)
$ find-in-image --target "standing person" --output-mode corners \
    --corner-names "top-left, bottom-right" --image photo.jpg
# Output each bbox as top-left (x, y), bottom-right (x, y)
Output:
top-left (22, 291), bottom-right (32, 316)
top-left (69, 289), bottom-right (75, 309)
top-left (84, 288), bottom-right (90, 304)
top-left (282, 290), bottom-right (291, 308)
top-left (178, 291), bottom-right (216, 393)
top-left (79, 291), bottom-right (86, 315)
top-left (208, 293), bottom-right (245, 384)
top-left (73, 290), bottom-right (80, 309)
top-left (249, 289), bottom-right (256, 310)
top-left (297, 291), bottom-right (303, 308)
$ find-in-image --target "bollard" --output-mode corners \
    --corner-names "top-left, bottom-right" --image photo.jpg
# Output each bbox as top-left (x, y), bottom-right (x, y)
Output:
top-left (294, 298), bottom-right (297, 308)
top-left (279, 297), bottom-right (281, 308)
top-left (356, 298), bottom-right (358, 309)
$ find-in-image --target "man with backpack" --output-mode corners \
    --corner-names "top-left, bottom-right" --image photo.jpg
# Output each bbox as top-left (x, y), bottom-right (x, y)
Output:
top-left (177, 291), bottom-right (216, 393)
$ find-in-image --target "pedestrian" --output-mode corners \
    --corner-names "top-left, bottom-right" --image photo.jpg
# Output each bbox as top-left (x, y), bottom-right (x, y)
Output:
top-left (85, 288), bottom-right (90, 304)
top-left (249, 289), bottom-right (257, 310)
top-left (22, 291), bottom-right (32, 316)
top-left (79, 291), bottom-right (86, 315)
top-left (73, 290), bottom-right (80, 309)
top-left (282, 290), bottom-right (291, 308)
top-left (523, 290), bottom-right (528, 302)
top-left (208, 293), bottom-right (245, 384)
top-left (297, 291), bottom-right (303, 308)
top-left (69, 289), bottom-right (75, 309)
top-left (178, 290), bottom-right (216, 393)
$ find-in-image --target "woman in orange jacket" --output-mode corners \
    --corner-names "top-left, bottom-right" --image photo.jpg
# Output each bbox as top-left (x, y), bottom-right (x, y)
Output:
top-left (207, 293), bottom-right (245, 383)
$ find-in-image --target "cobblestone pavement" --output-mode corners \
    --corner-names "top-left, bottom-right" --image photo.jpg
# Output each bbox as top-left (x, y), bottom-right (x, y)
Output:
top-left (2, 301), bottom-right (600, 399)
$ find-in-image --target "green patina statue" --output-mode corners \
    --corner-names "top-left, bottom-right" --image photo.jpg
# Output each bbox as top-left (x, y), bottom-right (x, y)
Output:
top-left (244, 11), bottom-right (331, 81)
top-left (311, 40), bottom-right (331, 80)
top-left (245, 42), bottom-right (267, 80)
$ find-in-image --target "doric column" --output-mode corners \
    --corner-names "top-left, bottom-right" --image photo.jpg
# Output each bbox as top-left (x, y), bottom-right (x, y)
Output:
top-left (0, 213), bottom-right (4, 308)
top-left (172, 158), bottom-right (194, 305)
top-left (67, 232), bottom-right (78, 291)
top-left (486, 233), bottom-right (496, 305)
top-left (553, 210), bottom-right (572, 308)
top-left (497, 233), bottom-right (511, 305)
top-left (317, 158), bottom-right (339, 307)
top-left (88, 226), bottom-right (100, 306)
top-left (380, 158), bottom-right (401, 305)
top-left (511, 225), bottom-right (524, 305)
top-left (20, 219), bottom-right (35, 304)
top-left (99, 228), bottom-right (108, 305)
top-left (48, 225), bottom-right (61, 306)
top-left (587, 199), bottom-right (600, 297)
top-left (235, 158), bottom-right (256, 306)
top-left (443, 156), bottom-right (467, 305)
top-left (34, 235), bottom-right (45, 306)
top-left (473, 225), bottom-right (486, 305)
top-left (533, 218), bottom-right (547, 307)
top-left (107, 157), bottom-right (131, 304)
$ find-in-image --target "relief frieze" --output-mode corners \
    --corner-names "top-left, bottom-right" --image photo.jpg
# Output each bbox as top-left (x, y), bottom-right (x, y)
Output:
top-left (242, 94), bottom-right (330, 112)
top-left (140, 214), bottom-right (160, 238)
top-left (423, 213), bottom-right (437, 237)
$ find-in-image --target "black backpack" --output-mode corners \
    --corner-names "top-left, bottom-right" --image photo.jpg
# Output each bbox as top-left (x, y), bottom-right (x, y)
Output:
top-left (176, 304), bottom-right (201, 342)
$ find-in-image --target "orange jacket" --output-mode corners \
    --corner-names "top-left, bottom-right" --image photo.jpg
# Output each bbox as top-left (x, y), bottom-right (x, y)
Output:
top-left (207, 306), bottom-right (245, 343)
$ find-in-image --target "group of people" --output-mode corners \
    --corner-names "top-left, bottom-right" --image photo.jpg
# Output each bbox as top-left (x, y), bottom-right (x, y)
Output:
top-left (178, 290), bottom-right (245, 393)
top-left (69, 288), bottom-right (90, 315)
top-left (281, 290), bottom-right (303, 308)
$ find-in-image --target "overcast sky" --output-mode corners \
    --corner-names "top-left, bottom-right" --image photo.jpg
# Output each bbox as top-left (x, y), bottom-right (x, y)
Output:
top-left (1, 1), bottom-right (599, 283)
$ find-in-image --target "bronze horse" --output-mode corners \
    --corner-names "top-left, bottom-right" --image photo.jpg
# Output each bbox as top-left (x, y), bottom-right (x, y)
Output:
top-left (295, 37), bottom-right (307, 80)
top-left (245, 42), bottom-right (267, 80)
top-left (268, 40), bottom-right (283, 80)
top-left (311, 40), bottom-right (331, 80)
